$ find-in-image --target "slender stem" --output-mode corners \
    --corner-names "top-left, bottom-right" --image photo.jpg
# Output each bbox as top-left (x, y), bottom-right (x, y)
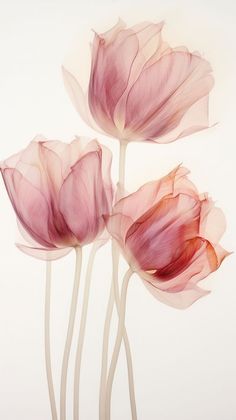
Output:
top-left (100, 138), bottom-right (137, 419)
top-left (73, 244), bottom-right (97, 420)
top-left (105, 268), bottom-right (133, 420)
top-left (99, 138), bottom-right (136, 418)
top-left (116, 139), bottom-right (137, 419)
top-left (99, 270), bottom-right (115, 420)
top-left (111, 243), bottom-right (137, 420)
top-left (60, 247), bottom-right (82, 420)
top-left (118, 140), bottom-right (127, 191)
top-left (45, 261), bottom-right (58, 420)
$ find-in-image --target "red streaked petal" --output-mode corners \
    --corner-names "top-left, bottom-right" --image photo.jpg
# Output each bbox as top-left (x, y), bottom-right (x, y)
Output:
top-left (126, 195), bottom-right (201, 274)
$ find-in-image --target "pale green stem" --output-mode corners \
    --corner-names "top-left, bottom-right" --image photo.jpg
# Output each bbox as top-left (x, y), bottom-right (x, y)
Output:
top-left (45, 261), bottom-right (58, 420)
top-left (60, 247), bottom-right (82, 420)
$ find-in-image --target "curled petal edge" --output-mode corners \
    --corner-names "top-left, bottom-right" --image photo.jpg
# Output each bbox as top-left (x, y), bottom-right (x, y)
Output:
top-left (143, 279), bottom-right (210, 309)
top-left (16, 244), bottom-right (73, 261)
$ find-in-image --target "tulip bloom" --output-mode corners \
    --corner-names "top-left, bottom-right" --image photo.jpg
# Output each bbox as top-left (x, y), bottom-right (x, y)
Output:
top-left (63, 20), bottom-right (214, 143)
top-left (0, 137), bottom-right (113, 260)
top-left (106, 166), bottom-right (228, 308)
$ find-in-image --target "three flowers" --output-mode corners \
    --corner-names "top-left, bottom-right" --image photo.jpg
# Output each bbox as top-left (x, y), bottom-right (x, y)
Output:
top-left (0, 19), bottom-right (229, 420)
top-left (1, 20), bottom-right (227, 307)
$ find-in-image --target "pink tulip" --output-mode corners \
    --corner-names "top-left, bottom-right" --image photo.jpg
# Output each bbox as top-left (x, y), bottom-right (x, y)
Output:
top-left (106, 166), bottom-right (229, 308)
top-left (0, 137), bottom-right (113, 260)
top-left (63, 20), bottom-right (214, 143)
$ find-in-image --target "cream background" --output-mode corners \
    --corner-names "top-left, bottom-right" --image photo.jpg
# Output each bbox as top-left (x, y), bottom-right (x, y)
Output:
top-left (0, 0), bottom-right (235, 419)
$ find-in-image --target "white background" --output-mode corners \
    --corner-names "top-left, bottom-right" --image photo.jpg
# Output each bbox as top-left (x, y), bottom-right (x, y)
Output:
top-left (0, 0), bottom-right (235, 419)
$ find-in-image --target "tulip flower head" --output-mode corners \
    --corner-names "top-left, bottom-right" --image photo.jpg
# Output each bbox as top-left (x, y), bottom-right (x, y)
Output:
top-left (0, 137), bottom-right (113, 260)
top-left (63, 20), bottom-right (214, 143)
top-left (106, 166), bottom-right (228, 308)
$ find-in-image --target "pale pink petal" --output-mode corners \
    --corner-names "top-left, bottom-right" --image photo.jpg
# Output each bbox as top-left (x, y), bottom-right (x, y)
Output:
top-left (105, 213), bottom-right (134, 250)
top-left (97, 19), bottom-right (127, 45)
top-left (77, 139), bottom-right (113, 207)
top-left (212, 243), bottom-right (231, 266)
top-left (112, 166), bottom-right (198, 232)
top-left (46, 136), bottom-right (102, 179)
top-left (2, 138), bottom-right (64, 199)
top-left (1, 139), bottom-right (41, 170)
top-left (113, 22), bottom-right (165, 130)
top-left (130, 21), bottom-right (164, 48)
top-left (2, 168), bottom-right (54, 248)
top-left (62, 67), bottom-right (102, 133)
top-left (52, 137), bottom-right (83, 179)
top-left (38, 139), bottom-right (81, 180)
top-left (88, 26), bottom-right (141, 135)
top-left (143, 280), bottom-right (210, 309)
top-left (2, 141), bottom-right (45, 189)
top-left (124, 52), bottom-right (213, 141)
top-left (200, 198), bottom-right (227, 243)
top-left (2, 167), bottom-right (77, 249)
top-left (17, 218), bottom-right (42, 247)
top-left (150, 95), bottom-right (212, 144)
top-left (59, 150), bottom-right (111, 245)
top-left (38, 142), bottom-right (63, 194)
top-left (16, 244), bottom-right (72, 261)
